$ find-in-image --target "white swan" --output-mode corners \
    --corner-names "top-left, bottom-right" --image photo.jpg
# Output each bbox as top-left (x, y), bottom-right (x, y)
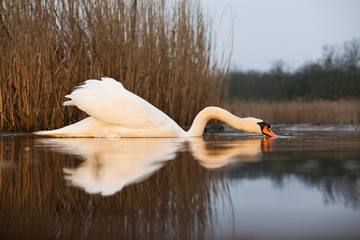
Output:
top-left (35, 77), bottom-right (276, 138)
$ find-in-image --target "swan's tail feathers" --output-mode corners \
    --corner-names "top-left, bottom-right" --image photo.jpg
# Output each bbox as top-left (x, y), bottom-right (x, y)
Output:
top-left (34, 129), bottom-right (73, 137)
top-left (34, 127), bottom-right (87, 137)
top-left (34, 117), bottom-right (99, 137)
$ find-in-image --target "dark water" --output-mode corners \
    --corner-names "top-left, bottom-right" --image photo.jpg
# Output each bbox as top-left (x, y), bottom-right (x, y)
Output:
top-left (1, 125), bottom-right (360, 240)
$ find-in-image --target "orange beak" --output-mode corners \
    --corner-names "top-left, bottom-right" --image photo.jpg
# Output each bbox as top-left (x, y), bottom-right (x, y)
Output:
top-left (262, 125), bottom-right (277, 138)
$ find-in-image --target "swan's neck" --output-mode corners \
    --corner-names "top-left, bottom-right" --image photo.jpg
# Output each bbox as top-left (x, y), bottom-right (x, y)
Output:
top-left (185, 106), bottom-right (256, 137)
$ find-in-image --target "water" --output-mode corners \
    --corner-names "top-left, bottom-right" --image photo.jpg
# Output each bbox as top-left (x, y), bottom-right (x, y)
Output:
top-left (1, 125), bottom-right (360, 240)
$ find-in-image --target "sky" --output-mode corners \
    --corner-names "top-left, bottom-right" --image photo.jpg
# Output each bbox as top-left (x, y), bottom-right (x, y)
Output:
top-left (199, 0), bottom-right (360, 71)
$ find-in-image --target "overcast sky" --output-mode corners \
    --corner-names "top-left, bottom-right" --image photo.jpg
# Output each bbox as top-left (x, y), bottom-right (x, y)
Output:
top-left (200, 0), bottom-right (360, 71)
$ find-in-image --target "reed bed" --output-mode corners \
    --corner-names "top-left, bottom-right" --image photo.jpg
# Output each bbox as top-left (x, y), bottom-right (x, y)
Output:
top-left (0, 0), bottom-right (227, 132)
top-left (227, 99), bottom-right (360, 124)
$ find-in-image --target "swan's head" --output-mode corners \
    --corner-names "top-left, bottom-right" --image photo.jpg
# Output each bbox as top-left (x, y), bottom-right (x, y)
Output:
top-left (238, 117), bottom-right (277, 138)
top-left (257, 121), bottom-right (277, 138)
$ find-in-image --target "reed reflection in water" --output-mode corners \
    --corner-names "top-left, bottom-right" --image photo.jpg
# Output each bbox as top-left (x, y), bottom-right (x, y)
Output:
top-left (2, 131), bottom-right (359, 239)
top-left (2, 135), bottom-right (265, 239)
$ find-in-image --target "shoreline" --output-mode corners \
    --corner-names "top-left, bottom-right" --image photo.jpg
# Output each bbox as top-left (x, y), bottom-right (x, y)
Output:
top-left (225, 99), bottom-right (360, 124)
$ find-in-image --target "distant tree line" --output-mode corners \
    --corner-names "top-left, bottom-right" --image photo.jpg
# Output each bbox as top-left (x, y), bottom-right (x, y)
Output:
top-left (229, 38), bottom-right (360, 101)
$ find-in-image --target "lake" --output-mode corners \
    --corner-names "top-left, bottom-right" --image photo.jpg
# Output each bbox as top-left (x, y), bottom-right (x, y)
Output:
top-left (1, 124), bottom-right (360, 240)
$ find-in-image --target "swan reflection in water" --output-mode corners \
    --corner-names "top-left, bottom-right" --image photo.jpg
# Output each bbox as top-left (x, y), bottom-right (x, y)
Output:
top-left (38, 137), bottom-right (274, 196)
top-left (189, 138), bottom-right (273, 169)
top-left (40, 138), bottom-right (184, 196)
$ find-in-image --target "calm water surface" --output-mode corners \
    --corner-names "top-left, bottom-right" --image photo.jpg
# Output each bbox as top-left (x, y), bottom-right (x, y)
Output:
top-left (0, 125), bottom-right (359, 240)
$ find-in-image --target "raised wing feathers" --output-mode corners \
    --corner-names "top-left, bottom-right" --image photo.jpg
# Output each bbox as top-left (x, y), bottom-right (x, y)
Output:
top-left (63, 78), bottom-right (171, 129)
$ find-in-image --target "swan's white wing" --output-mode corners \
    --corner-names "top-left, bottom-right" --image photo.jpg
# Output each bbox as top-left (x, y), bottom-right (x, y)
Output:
top-left (63, 77), bottom-right (175, 129)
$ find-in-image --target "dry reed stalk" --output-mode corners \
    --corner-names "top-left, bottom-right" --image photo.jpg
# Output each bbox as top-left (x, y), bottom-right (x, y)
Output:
top-left (226, 99), bottom-right (360, 124)
top-left (0, 0), bottom-right (228, 132)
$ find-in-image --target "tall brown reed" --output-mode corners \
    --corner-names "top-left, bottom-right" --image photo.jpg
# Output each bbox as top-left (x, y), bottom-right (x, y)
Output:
top-left (0, 0), bottom-right (228, 132)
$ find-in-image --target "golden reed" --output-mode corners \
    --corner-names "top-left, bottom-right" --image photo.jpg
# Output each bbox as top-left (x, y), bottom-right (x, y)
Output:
top-left (0, 0), bottom-right (228, 132)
